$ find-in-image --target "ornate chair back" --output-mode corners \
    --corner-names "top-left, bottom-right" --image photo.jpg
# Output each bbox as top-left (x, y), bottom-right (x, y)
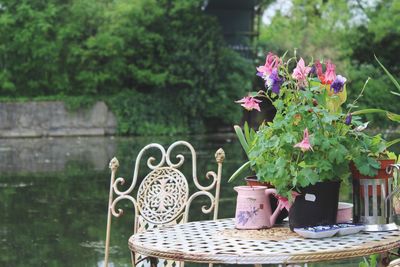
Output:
top-left (104, 141), bottom-right (225, 267)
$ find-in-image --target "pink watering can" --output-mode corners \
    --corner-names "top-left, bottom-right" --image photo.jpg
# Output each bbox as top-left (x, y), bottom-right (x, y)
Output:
top-left (234, 186), bottom-right (286, 229)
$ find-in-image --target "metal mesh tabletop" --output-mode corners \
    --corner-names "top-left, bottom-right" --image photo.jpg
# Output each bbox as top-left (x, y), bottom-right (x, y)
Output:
top-left (129, 218), bottom-right (400, 264)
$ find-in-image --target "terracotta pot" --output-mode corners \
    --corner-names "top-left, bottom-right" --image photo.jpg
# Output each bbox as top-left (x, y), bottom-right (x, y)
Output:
top-left (244, 176), bottom-right (270, 187)
top-left (244, 176), bottom-right (289, 223)
top-left (350, 159), bottom-right (395, 196)
top-left (289, 181), bottom-right (341, 230)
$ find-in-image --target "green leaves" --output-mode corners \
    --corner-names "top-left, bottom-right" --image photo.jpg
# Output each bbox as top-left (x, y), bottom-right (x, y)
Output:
top-left (353, 109), bottom-right (400, 123)
top-left (247, 73), bottom-right (391, 197)
top-left (0, 0), bottom-right (253, 135)
top-left (282, 132), bottom-right (296, 144)
top-left (243, 0), bottom-right (400, 198)
top-left (317, 160), bottom-right (332, 172)
top-left (386, 138), bottom-right (400, 149)
top-left (234, 125), bottom-right (249, 155)
top-left (228, 161), bottom-right (251, 183)
top-left (353, 156), bottom-right (380, 177)
top-left (359, 254), bottom-right (378, 267)
top-left (375, 54), bottom-right (400, 94)
top-left (298, 168), bottom-right (319, 187)
top-left (328, 144), bottom-right (347, 164)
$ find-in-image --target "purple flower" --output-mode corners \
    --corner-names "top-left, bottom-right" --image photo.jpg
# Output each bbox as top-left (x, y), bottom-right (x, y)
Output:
top-left (257, 52), bottom-right (281, 78)
top-left (345, 113), bottom-right (352, 125)
top-left (266, 69), bottom-right (283, 94)
top-left (309, 65), bottom-right (317, 76)
top-left (236, 207), bottom-right (259, 225)
top-left (330, 75), bottom-right (347, 94)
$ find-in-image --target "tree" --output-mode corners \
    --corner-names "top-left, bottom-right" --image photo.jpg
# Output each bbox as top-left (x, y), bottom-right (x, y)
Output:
top-left (258, 0), bottom-right (400, 127)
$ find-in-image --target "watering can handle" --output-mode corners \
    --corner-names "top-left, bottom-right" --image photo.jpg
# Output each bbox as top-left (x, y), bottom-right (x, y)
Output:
top-left (265, 188), bottom-right (283, 226)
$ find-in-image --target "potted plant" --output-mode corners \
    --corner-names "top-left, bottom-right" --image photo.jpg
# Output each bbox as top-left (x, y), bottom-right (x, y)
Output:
top-left (232, 122), bottom-right (289, 223)
top-left (349, 137), bottom-right (396, 199)
top-left (231, 122), bottom-right (258, 185)
top-left (352, 56), bottom-right (400, 217)
top-left (375, 57), bottom-right (400, 214)
top-left (231, 51), bottom-right (396, 230)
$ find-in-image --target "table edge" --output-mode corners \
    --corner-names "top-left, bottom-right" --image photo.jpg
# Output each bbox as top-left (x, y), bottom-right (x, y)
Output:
top-left (128, 218), bottom-right (400, 264)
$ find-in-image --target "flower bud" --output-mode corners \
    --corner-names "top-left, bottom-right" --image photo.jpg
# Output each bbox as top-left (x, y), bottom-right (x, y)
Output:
top-left (345, 113), bottom-right (352, 125)
top-left (293, 114), bottom-right (302, 125)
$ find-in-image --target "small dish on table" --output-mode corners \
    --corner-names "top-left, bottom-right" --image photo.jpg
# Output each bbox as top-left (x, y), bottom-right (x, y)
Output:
top-left (294, 223), bottom-right (364, 239)
top-left (294, 225), bottom-right (339, 239)
top-left (336, 223), bottom-right (365, 236)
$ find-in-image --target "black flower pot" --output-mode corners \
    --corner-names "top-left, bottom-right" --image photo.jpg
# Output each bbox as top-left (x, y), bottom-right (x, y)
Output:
top-left (289, 180), bottom-right (340, 230)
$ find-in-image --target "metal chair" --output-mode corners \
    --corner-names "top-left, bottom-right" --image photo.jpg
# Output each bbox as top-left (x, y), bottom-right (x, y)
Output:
top-left (389, 258), bottom-right (400, 267)
top-left (104, 141), bottom-right (225, 267)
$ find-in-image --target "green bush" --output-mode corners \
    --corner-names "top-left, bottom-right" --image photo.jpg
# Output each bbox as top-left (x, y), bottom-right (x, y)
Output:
top-left (106, 90), bottom-right (189, 136)
top-left (346, 64), bottom-right (399, 129)
top-left (0, 0), bottom-right (253, 135)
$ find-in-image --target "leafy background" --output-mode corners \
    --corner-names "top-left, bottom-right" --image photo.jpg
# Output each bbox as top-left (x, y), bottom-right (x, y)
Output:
top-left (0, 0), bottom-right (399, 134)
top-left (259, 0), bottom-right (400, 130)
top-left (0, 0), bottom-right (252, 135)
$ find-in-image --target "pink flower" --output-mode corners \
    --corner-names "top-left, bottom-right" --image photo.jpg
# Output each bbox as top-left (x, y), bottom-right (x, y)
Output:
top-left (294, 128), bottom-right (313, 152)
top-left (274, 191), bottom-right (301, 211)
top-left (292, 58), bottom-right (311, 87)
top-left (235, 96), bottom-right (262, 112)
top-left (324, 60), bottom-right (336, 84)
top-left (315, 60), bottom-right (324, 78)
top-left (257, 52), bottom-right (281, 78)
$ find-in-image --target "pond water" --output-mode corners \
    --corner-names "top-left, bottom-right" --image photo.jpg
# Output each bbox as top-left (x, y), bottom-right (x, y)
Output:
top-left (0, 135), bottom-right (379, 266)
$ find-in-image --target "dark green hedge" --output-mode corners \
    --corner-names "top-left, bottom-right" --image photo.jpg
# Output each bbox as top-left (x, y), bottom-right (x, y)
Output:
top-left (0, 0), bottom-right (253, 135)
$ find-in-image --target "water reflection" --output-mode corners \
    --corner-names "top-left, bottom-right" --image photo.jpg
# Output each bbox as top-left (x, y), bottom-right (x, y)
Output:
top-left (0, 135), bottom-right (246, 267)
top-left (0, 135), bottom-right (365, 267)
top-left (0, 137), bottom-right (117, 173)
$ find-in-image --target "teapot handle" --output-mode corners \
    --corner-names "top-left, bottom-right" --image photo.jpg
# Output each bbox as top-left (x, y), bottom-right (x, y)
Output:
top-left (265, 188), bottom-right (283, 226)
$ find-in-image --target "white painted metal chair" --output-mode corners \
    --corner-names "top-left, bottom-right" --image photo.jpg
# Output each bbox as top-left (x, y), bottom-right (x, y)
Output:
top-left (389, 258), bottom-right (400, 267)
top-left (104, 141), bottom-right (225, 267)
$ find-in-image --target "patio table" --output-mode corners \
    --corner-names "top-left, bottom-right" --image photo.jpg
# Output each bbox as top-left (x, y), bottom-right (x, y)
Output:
top-left (128, 218), bottom-right (400, 265)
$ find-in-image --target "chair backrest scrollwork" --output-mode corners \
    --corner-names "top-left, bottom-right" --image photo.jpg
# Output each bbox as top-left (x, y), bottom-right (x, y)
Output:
top-left (104, 141), bottom-right (225, 267)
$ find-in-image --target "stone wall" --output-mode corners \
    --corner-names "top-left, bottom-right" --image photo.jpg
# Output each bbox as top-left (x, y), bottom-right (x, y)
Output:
top-left (0, 101), bottom-right (117, 137)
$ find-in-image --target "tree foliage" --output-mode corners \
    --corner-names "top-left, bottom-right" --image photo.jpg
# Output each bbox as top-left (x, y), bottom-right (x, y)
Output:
top-left (258, 0), bottom-right (400, 128)
top-left (0, 0), bottom-right (253, 134)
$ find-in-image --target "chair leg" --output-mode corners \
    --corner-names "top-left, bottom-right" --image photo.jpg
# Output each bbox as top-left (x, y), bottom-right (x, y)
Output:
top-left (130, 251), bottom-right (135, 267)
top-left (149, 257), bottom-right (158, 267)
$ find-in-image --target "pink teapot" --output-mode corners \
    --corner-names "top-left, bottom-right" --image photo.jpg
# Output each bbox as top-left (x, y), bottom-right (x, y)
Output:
top-left (234, 186), bottom-right (284, 229)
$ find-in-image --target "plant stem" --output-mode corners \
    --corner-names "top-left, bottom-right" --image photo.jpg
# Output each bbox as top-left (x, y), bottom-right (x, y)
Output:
top-left (258, 92), bottom-right (274, 104)
top-left (348, 77), bottom-right (371, 114)
top-left (295, 151), bottom-right (301, 165)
